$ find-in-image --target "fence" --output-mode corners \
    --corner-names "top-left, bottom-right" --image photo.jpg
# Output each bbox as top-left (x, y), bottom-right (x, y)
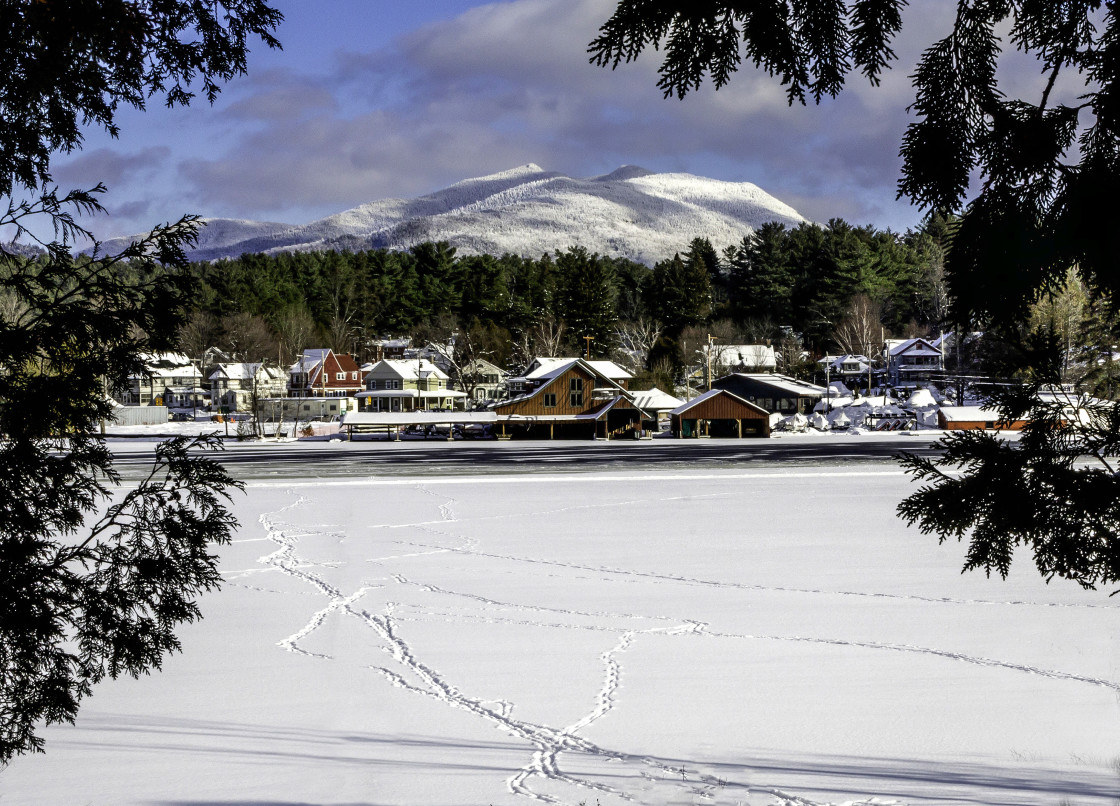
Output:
top-left (110, 406), bottom-right (168, 426)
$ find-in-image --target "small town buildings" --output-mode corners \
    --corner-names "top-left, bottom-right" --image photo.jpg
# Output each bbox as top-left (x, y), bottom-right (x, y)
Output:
top-left (885, 338), bottom-right (943, 385)
top-left (288, 348), bottom-right (363, 398)
top-left (492, 358), bottom-right (648, 439)
top-left (116, 352), bottom-right (206, 409)
top-left (669, 389), bottom-right (771, 438)
top-left (209, 362), bottom-right (287, 413)
top-left (711, 373), bottom-right (826, 415)
top-left (358, 358), bottom-right (467, 412)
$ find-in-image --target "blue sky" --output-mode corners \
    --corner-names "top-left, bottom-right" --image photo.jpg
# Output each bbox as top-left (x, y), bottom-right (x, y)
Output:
top-left (48, 1), bottom-right (1021, 241)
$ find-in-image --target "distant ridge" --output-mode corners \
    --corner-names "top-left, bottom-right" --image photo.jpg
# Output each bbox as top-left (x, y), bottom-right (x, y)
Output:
top-left (104, 165), bottom-right (806, 264)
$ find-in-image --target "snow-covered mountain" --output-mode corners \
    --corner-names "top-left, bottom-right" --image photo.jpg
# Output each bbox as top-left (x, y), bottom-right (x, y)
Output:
top-left (115, 164), bottom-right (806, 264)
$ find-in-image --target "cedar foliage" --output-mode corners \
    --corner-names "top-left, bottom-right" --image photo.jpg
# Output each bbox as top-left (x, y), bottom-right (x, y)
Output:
top-left (591, 0), bottom-right (1120, 592)
top-left (0, 1), bottom-right (280, 763)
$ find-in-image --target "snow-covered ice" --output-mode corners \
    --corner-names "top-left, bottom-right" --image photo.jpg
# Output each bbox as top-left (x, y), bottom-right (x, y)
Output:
top-left (3, 467), bottom-right (1118, 805)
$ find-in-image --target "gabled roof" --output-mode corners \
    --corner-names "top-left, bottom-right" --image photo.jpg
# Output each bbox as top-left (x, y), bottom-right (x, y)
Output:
top-left (498, 358), bottom-right (632, 409)
top-left (669, 388), bottom-right (768, 417)
top-left (888, 338), bottom-right (942, 357)
top-left (364, 358), bottom-right (450, 382)
top-left (721, 373), bottom-right (827, 397)
top-left (709, 344), bottom-right (777, 367)
top-left (209, 362), bottom-right (285, 382)
top-left (629, 386), bottom-right (684, 412)
top-left (289, 348), bottom-right (360, 377)
top-left (210, 362), bottom-right (260, 382)
top-left (518, 357), bottom-right (632, 383)
top-left (135, 352), bottom-right (199, 379)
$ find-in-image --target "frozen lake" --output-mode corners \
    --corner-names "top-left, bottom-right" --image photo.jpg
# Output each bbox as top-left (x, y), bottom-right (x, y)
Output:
top-left (4, 466), bottom-right (1119, 805)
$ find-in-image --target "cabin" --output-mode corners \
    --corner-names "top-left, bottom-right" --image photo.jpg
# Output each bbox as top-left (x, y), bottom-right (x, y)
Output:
top-left (937, 406), bottom-right (1027, 431)
top-left (491, 358), bottom-right (648, 439)
top-left (669, 389), bottom-right (771, 438)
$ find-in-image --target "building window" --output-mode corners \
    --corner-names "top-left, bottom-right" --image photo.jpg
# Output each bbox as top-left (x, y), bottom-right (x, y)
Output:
top-left (569, 377), bottom-right (583, 407)
top-left (336, 372), bottom-right (345, 381)
top-left (543, 393), bottom-right (556, 408)
top-left (392, 380), bottom-right (401, 390)
top-left (351, 371), bottom-right (358, 380)
top-left (369, 380), bottom-right (377, 390)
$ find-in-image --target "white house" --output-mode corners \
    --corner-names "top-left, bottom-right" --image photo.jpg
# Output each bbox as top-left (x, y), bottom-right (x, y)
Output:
top-left (885, 338), bottom-right (943, 385)
top-left (117, 352), bottom-right (205, 409)
top-left (358, 358), bottom-right (467, 412)
top-left (209, 362), bottom-right (287, 413)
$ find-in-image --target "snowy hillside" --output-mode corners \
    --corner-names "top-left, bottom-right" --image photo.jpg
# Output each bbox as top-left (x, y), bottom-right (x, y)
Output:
top-left (104, 164), bottom-right (806, 263)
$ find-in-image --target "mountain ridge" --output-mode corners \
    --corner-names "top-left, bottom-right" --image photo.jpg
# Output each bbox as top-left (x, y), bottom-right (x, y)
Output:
top-left (107, 165), bottom-right (806, 264)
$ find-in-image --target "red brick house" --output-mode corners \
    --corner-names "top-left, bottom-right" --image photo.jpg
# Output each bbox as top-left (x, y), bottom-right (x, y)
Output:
top-left (288, 348), bottom-right (363, 398)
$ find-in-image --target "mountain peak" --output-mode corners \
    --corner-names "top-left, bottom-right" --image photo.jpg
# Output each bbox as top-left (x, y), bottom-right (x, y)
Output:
top-left (99, 165), bottom-right (806, 264)
top-left (591, 165), bottom-right (653, 182)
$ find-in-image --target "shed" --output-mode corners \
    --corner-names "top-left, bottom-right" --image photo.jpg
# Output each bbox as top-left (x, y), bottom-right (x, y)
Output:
top-left (669, 389), bottom-right (771, 438)
top-left (937, 406), bottom-right (1027, 431)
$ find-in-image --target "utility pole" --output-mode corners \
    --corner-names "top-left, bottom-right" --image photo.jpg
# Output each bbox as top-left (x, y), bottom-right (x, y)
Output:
top-left (584, 335), bottom-right (594, 360)
top-left (706, 334), bottom-right (718, 390)
top-left (825, 360), bottom-right (831, 414)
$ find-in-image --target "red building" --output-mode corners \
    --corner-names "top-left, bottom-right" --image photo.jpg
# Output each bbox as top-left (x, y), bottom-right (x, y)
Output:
top-left (288, 348), bottom-right (363, 397)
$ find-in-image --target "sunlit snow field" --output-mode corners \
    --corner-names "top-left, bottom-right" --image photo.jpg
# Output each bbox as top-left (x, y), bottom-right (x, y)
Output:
top-left (4, 468), bottom-right (1119, 805)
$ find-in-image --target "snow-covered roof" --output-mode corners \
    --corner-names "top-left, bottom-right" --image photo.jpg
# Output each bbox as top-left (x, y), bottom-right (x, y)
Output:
top-left (364, 358), bottom-right (450, 382)
top-left (209, 362), bottom-right (262, 382)
top-left (519, 357), bottom-right (632, 383)
top-left (669, 388), bottom-right (760, 416)
top-left (355, 388), bottom-right (466, 399)
top-left (709, 344), bottom-right (777, 368)
top-left (906, 388), bottom-right (940, 409)
top-left (136, 352), bottom-right (198, 378)
top-left (290, 349), bottom-right (330, 373)
top-left (888, 338), bottom-right (941, 357)
top-left (729, 373), bottom-right (827, 397)
top-left (818, 354), bottom-right (870, 370)
top-left (938, 405), bottom-right (1012, 422)
top-left (629, 386), bottom-right (684, 412)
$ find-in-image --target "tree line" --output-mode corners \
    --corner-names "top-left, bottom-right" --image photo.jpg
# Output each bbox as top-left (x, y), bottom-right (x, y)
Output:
top-left (180, 217), bottom-right (948, 382)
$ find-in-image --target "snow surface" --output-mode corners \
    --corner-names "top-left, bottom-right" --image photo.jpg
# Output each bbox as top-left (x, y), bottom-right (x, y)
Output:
top-left (98, 165), bottom-right (806, 264)
top-left (3, 465), bottom-right (1118, 806)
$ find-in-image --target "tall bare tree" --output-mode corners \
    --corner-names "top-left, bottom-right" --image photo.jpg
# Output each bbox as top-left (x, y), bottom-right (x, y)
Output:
top-left (833, 294), bottom-right (884, 358)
